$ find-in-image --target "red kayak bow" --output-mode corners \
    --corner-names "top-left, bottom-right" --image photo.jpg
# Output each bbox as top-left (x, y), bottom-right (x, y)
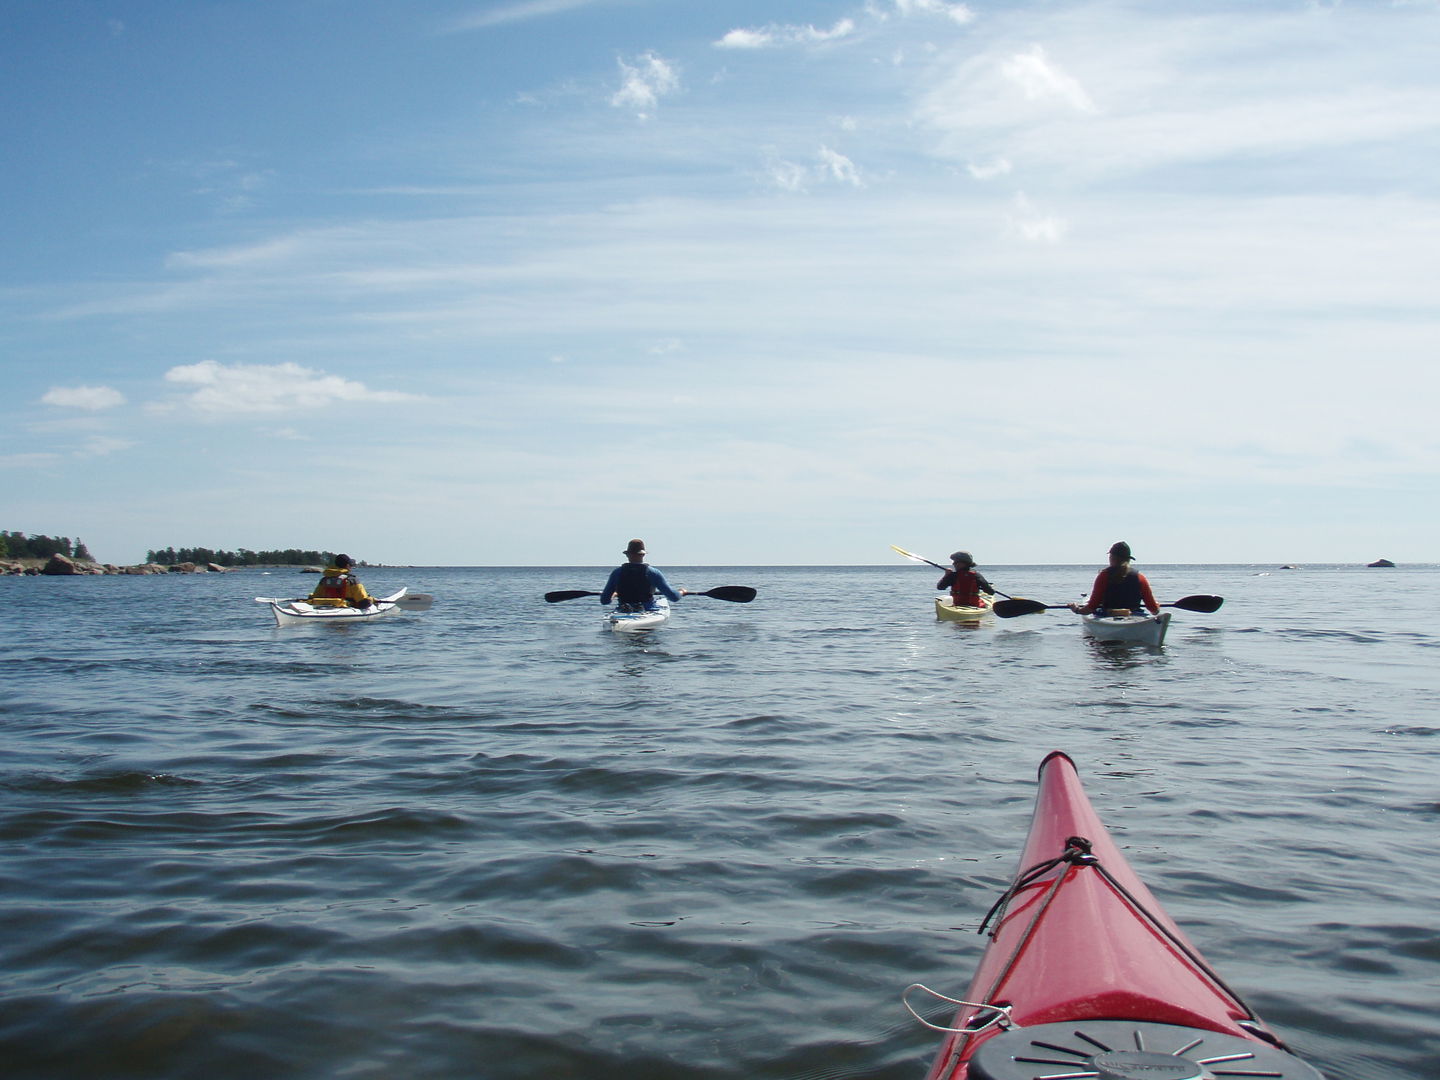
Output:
top-left (910, 751), bottom-right (1324, 1080)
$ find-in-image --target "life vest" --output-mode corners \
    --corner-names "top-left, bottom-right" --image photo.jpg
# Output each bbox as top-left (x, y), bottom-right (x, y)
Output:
top-left (614, 562), bottom-right (655, 609)
top-left (950, 568), bottom-right (982, 607)
top-left (310, 567), bottom-right (369, 607)
top-left (310, 570), bottom-right (349, 602)
top-left (1101, 567), bottom-right (1144, 612)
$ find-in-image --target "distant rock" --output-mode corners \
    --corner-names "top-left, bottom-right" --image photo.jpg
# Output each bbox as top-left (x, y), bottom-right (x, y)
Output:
top-left (41, 554), bottom-right (80, 575)
top-left (1279, 564), bottom-right (1299, 570)
top-left (1367, 558), bottom-right (1396, 568)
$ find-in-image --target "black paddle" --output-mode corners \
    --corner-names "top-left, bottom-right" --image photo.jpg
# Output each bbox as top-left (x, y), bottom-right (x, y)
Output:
top-left (255, 593), bottom-right (435, 611)
top-left (544, 586), bottom-right (756, 604)
top-left (890, 544), bottom-right (1015, 600)
top-left (993, 594), bottom-right (1224, 619)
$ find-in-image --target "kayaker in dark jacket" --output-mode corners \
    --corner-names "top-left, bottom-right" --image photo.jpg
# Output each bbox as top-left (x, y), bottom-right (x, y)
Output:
top-left (935, 551), bottom-right (995, 607)
top-left (601, 539), bottom-right (685, 612)
top-left (1070, 541), bottom-right (1159, 615)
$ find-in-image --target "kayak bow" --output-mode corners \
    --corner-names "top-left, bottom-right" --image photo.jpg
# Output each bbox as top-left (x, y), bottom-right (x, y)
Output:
top-left (910, 752), bottom-right (1324, 1080)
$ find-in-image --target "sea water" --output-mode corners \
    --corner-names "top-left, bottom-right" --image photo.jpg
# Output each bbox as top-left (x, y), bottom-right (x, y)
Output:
top-left (1, 564), bottom-right (1436, 1079)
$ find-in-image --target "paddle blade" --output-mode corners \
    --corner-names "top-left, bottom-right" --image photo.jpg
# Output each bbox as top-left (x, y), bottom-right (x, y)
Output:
top-left (891, 545), bottom-right (945, 570)
top-left (545, 590), bottom-right (598, 603)
top-left (392, 594), bottom-right (433, 611)
top-left (993, 598), bottom-right (1049, 619)
top-left (1170, 594), bottom-right (1223, 613)
top-left (697, 586), bottom-right (756, 603)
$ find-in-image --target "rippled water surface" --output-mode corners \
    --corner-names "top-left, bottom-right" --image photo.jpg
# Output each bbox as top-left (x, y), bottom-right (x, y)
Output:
top-left (2, 564), bottom-right (1436, 1079)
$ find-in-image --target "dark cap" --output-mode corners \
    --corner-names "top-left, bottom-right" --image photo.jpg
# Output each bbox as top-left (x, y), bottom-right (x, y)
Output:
top-left (1109, 541), bottom-right (1133, 560)
top-left (334, 554), bottom-right (353, 569)
top-left (624, 539), bottom-right (646, 555)
top-left (950, 551), bottom-right (975, 566)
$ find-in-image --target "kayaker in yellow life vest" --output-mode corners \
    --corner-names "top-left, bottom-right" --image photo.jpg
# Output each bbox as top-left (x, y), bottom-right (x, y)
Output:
top-left (308, 554), bottom-right (374, 608)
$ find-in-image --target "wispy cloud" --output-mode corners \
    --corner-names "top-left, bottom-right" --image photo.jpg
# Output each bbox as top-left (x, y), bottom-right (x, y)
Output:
top-left (77, 436), bottom-right (135, 458)
top-left (444, 0), bottom-right (603, 32)
top-left (715, 19), bottom-right (857, 49)
top-left (42, 385), bottom-right (127, 410)
top-left (764, 147), bottom-right (865, 192)
top-left (1007, 192), bottom-right (1066, 242)
top-left (967, 157), bottom-right (1012, 180)
top-left (611, 52), bottom-right (680, 118)
top-left (157, 361), bottom-right (417, 415)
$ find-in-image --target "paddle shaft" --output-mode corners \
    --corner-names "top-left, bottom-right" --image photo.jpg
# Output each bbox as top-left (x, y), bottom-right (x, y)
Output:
top-left (993, 594), bottom-right (1223, 618)
top-left (544, 586), bottom-right (756, 604)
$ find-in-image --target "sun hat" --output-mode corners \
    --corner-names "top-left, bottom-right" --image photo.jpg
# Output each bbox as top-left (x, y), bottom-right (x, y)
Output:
top-left (950, 551), bottom-right (975, 566)
top-left (624, 539), bottom-right (646, 556)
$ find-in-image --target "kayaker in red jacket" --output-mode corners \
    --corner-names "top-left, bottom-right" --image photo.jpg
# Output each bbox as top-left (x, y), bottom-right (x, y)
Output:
top-left (935, 551), bottom-right (995, 607)
top-left (1070, 541), bottom-right (1159, 615)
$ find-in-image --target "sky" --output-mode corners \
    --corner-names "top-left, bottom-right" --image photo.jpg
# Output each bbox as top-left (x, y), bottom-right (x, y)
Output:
top-left (3, 0), bottom-right (1438, 567)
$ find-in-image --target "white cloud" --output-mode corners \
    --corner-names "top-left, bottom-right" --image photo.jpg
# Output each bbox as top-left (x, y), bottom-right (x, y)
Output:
top-left (158, 361), bottom-right (416, 414)
top-left (892, 0), bottom-right (975, 25)
top-left (819, 147), bottom-right (864, 186)
top-left (767, 160), bottom-right (810, 192)
top-left (1007, 193), bottom-right (1067, 242)
top-left (42, 385), bottom-right (127, 410)
top-left (967, 157), bottom-right (1013, 180)
top-left (1001, 45), bottom-right (1097, 113)
top-left (715, 20), bottom-right (856, 49)
top-left (610, 52), bottom-right (680, 118)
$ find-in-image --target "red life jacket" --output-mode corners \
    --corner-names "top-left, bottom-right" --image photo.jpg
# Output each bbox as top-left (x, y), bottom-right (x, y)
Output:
top-left (950, 568), bottom-right (982, 607)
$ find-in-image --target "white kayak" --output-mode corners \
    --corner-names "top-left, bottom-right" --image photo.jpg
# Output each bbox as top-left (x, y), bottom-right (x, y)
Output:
top-left (269, 588), bottom-right (409, 626)
top-left (606, 597), bottom-right (670, 633)
top-left (1081, 610), bottom-right (1171, 646)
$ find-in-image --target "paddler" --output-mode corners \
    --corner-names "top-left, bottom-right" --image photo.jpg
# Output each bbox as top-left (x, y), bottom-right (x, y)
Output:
top-left (1069, 541), bottom-right (1159, 616)
top-left (308, 553), bottom-right (374, 609)
top-left (601, 539), bottom-right (686, 612)
top-left (935, 551), bottom-right (996, 608)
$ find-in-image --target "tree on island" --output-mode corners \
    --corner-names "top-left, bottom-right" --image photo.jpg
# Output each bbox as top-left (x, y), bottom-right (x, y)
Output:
top-left (144, 546), bottom-right (341, 567)
top-left (2, 531), bottom-right (75, 560)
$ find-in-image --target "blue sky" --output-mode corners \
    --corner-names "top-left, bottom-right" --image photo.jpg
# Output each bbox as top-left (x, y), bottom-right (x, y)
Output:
top-left (4, 0), bottom-right (1438, 566)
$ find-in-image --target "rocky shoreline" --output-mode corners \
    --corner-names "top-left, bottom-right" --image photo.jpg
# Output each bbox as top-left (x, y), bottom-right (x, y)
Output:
top-left (1, 554), bottom-right (285, 576)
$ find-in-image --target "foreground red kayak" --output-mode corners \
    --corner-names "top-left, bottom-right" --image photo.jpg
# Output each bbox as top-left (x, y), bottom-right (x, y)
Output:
top-left (908, 752), bottom-right (1325, 1080)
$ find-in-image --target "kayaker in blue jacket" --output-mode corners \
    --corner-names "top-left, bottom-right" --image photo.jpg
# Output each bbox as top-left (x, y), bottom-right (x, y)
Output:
top-left (601, 539), bottom-right (685, 612)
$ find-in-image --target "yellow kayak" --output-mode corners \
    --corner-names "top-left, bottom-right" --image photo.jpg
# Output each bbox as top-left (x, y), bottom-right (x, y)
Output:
top-left (935, 596), bottom-right (993, 622)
